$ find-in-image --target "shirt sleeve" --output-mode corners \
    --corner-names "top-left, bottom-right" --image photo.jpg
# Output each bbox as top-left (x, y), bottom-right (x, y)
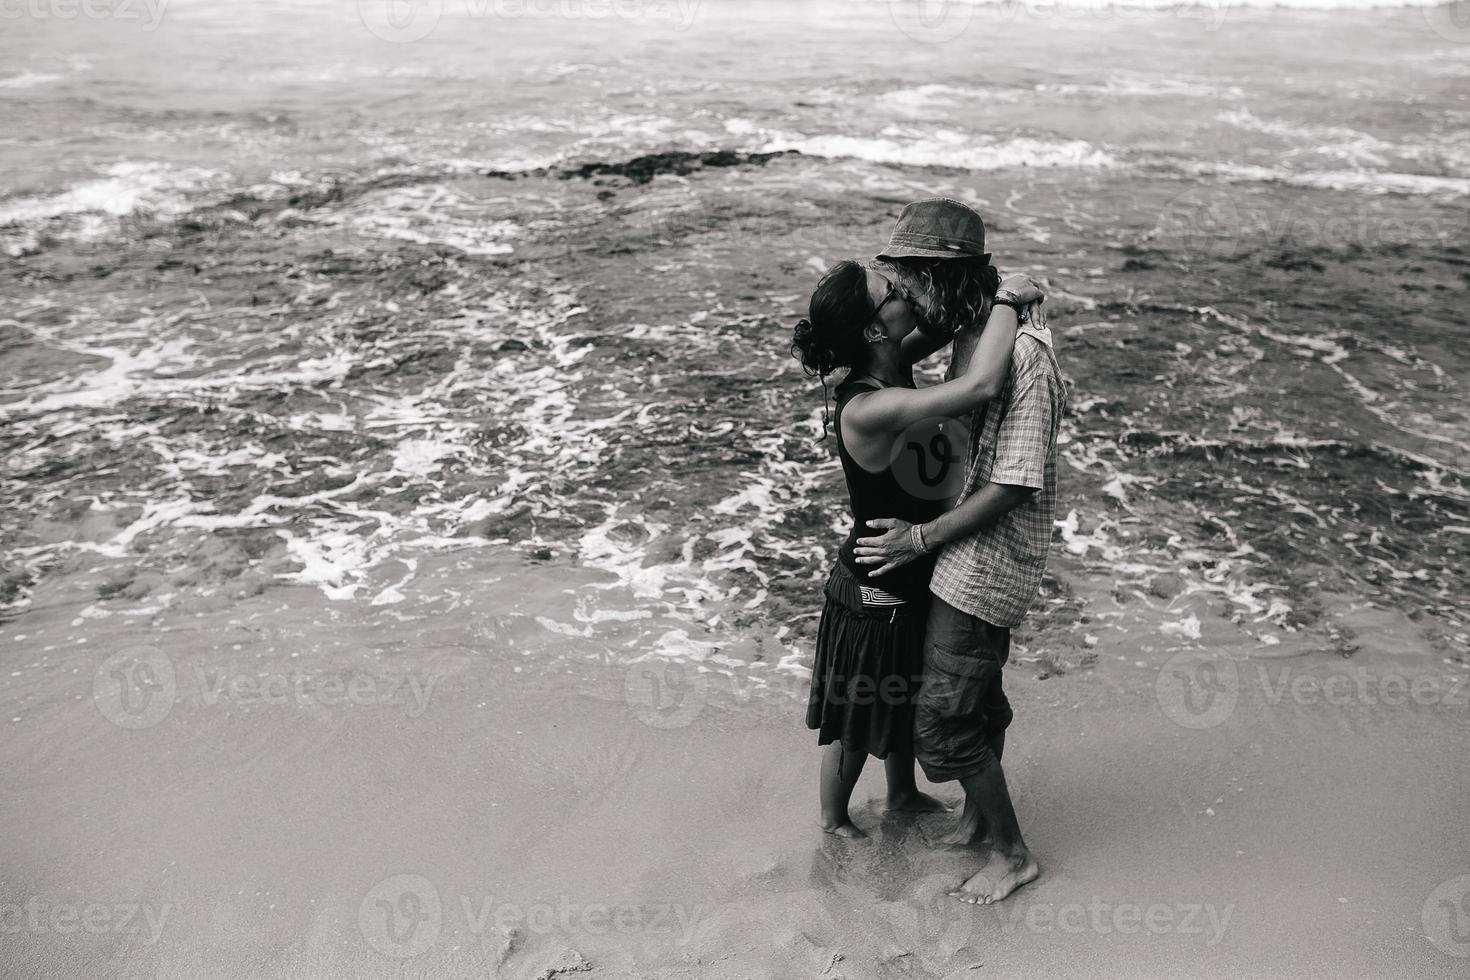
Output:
top-left (987, 354), bottom-right (1062, 490)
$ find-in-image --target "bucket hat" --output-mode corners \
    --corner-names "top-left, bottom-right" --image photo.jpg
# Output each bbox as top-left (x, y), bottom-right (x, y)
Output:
top-left (877, 198), bottom-right (990, 262)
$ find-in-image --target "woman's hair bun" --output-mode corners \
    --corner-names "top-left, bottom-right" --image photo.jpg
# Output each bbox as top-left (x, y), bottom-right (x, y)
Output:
top-left (790, 261), bottom-right (870, 379)
top-left (791, 316), bottom-right (838, 377)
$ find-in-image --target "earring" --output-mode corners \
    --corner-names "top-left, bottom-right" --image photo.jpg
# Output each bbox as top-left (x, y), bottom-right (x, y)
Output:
top-left (869, 333), bottom-right (888, 344)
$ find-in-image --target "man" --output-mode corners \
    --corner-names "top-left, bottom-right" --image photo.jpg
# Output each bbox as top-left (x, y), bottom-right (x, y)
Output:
top-left (854, 198), bottom-right (1065, 905)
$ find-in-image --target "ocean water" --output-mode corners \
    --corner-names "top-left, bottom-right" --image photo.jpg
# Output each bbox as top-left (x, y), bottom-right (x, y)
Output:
top-left (1, 0), bottom-right (1467, 678)
top-left (4, 1), bottom-right (1469, 216)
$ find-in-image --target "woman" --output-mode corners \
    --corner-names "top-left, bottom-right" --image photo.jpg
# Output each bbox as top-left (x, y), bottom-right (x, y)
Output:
top-left (791, 255), bottom-right (1044, 837)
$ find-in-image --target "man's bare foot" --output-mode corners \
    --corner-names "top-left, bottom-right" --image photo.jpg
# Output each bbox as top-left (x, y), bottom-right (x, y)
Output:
top-left (821, 817), bottom-right (867, 838)
top-left (949, 850), bottom-right (1040, 905)
top-left (885, 790), bottom-right (950, 814)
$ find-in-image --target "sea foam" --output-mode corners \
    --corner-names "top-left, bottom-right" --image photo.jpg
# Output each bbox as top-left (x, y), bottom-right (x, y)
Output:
top-left (760, 130), bottom-right (1115, 170)
top-left (0, 162), bottom-right (219, 224)
top-left (0, 71), bottom-right (62, 90)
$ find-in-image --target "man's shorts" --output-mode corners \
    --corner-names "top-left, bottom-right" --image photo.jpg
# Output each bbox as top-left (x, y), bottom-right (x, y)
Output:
top-left (914, 595), bottom-right (1015, 783)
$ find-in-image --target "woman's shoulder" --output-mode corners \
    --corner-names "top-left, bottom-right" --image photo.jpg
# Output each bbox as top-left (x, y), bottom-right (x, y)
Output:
top-left (834, 378), bottom-right (882, 414)
top-left (836, 375), bottom-right (881, 394)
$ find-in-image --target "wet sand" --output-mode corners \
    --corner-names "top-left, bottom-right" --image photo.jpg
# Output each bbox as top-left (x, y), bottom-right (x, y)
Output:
top-left (2, 555), bottom-right (1467, 978)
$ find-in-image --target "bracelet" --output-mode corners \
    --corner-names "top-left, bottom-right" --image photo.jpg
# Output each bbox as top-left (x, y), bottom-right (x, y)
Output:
top-left (910, 523), bottom-right (930, 556)
top-left (993, 295), bottom-right (1029, 324)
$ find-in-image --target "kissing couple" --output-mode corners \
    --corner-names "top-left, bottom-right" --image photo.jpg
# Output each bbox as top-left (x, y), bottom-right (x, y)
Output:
top-left (791, 198), bottom-right (1065, 905)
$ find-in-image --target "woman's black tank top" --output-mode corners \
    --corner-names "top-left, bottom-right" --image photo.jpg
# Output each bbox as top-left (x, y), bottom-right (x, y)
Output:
top-left (833, 379), bottom-right (945, 604)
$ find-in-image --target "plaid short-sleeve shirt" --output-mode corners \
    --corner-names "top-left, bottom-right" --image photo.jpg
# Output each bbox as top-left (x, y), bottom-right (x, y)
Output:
top-left (930, 333), bottom-right (1065, 627)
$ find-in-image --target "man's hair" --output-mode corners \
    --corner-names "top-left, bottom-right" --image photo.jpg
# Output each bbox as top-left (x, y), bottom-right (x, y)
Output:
top-left (890, 256), bottom-right (1001, 334)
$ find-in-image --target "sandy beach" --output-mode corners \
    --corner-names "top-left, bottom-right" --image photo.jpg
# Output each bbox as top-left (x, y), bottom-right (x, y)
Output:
top-left (3, 1), bottom-right (1469, 977)
top-left (3, 554), bottom-right (1468, 977)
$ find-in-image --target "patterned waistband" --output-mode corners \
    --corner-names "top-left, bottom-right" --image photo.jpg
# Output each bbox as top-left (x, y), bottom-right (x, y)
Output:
top-left (825, 561), bottom-right (926, 618)
top-left (858, 583), bottom-right (906, 608)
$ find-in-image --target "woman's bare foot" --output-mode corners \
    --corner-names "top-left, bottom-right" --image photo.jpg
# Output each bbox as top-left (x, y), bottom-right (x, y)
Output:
top-left (937, 803), bottom-right (986, 846)
top-left (820, 816), bottom-right (867, 838)
top-left (949, 850), bottom-right (1040, 905)
top-left (885, 790), bottom-right (950, 814)
top-left (938, 823), bottom-right (987, 847)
